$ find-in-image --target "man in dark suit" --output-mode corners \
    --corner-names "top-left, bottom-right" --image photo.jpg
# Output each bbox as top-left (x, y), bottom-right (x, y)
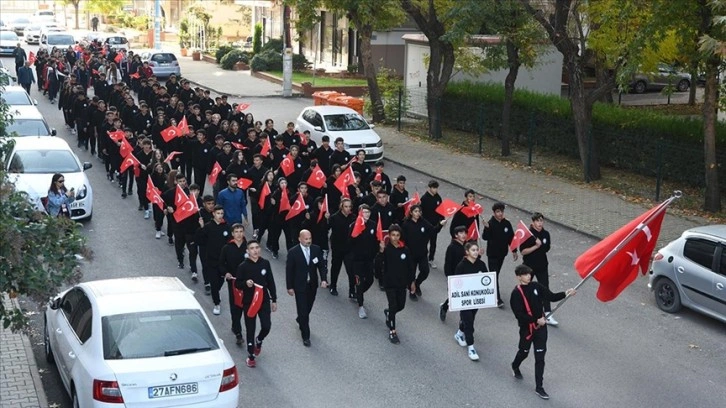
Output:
top-left (286, 229), bottom-right (328, 347)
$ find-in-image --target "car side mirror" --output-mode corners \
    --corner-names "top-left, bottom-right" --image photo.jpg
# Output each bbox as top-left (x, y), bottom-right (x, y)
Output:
top-left (33, 99), bottom-right (38, 105)
top-left (50, 128), bottom-right (57, 136)
top-left (49, 296), bottom-right (61, 310)
top-left (83, 162), bottom-right (93, 170)
top-left (313, 126), bottom-right (323, 132)
top-left (369, 124), bottom-right (375, 129)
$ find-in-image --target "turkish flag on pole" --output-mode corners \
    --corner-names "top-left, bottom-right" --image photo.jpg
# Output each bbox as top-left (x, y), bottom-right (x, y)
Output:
top-left (306, 164), bottom-right (326, 189)
top-left (174, 184), bottom-right (188, 208)
top-left (237, 178), bottom-right (253, 190)
top-left (114, 53), bottom-right (123, 64)
top-left (436, 199), bottom-right (463, 218)
top-left (231, 142), bottom-right (247, 151)
top-left (28, 51), bottom-right (36, 64)
top-left (278, 188), bottom-right (291, 213)
top-left (259, 137), bottom-right (271, 157)
top-left (164, 151), bottom-right (183, 164)
top-left (574, 202), bottom-right (668, 302)
top-left (119, 153), bottom-right (140, 173)
top-left (285, 193), bottom-right (307, 220)
top-left (208, 162), bottom-right (223, 185)
top-left (178, 116), bottom-right (190, 135)
top-left (246, 284), bottom-right (264, 317)
top-left (318, 194), bottom-right (328, 222)
top-left (258, 182), bottom-right (271, 209)
top-left (174, 195), bottom-right (198, 222)
top-left (334, 165), bottom-right (355, 194)
top-left (403, 192), bottom-right (421, 217)
top-left (279, 156), bottom-right (295, 177)
top-left (460, 202), bottom-right (484, 218)
top-left (107, 129), bottom-right (125, 142)
top-left (119, 136), bottom-right (133, 158)
top-left (373, 167), bottom-right (383, 182)
top-left (146, 176), bottom-right (165, 210)
top-left (129, 72), bottom-right (141, 79)
top-left (161, 125), bottom-right (181, 142)
top-left (509, 220), bottom-right (534, 251)
top-left (231, 279), bottom-right (244, 308)
top-left (467, 220), bottom-right (480, 241)
top-left (351, 211), bottom-right (366, 238)
top-left (376, 217), bottom-right (384, 242)
top-left (236, 102), bottom-right (251, 113)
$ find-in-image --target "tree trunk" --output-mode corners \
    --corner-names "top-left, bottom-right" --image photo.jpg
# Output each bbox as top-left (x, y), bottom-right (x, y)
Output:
top-left (283, 6), bottom-right (292, 49)
top-left (688, 61), bottom-right (698, 106)
top-left (424, 40), bottom-right (455, 139)
top-left (501, 39), bottom-right (521, 156)
top-left (568, 59), bottom-right (601, 181)
top-left (703, 57), bottom-right (721, 212)
top-left (358, 25), bottom-right (385, 123)
top-left (74, 4), bottom-right (80, 30)
top-left (594, 60), bottom-right (614, 104)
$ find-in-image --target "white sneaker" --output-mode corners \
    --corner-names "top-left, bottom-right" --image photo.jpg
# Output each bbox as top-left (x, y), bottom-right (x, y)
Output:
top-left (144, 210), bottom-right (151, 219)
top-left (213, 305), bottom-right (221, 315)
top-left (546, 316), bottom-right (559, 326)
top-left (358, 306), bottom-right (367, 319)
top-left (454, 331), bottom-right (467, 347)
top-left (468, 347), bottom-right (480, 361)
top-left (429, 261), bottom-right (437, 269)
top-left (155, 231), bottom-right (161, 239)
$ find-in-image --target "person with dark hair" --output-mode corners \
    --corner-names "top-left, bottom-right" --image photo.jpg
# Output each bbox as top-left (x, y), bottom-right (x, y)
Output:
top-left (196, 205), bottom-right (232, 316)
top-left (329, 137), bottom-right (351, 171)
top-left (450, 189), bottom-right (480, 237)
top-left (510, 264), bottom-right (575, 400)
top-left (327, 198), bottom-right (355, 297)
top-left (482, 202), bottom-right (518, 308)
top-left (313, 135), bottom-right (333, 177)
top-left (266, 177), bottom-right (291, 259)
top-left (298, 130), bottom-right (317, 168)
top-left (217, 173), bottom-right (248, 226)
top-left (519, 212), bottom-right (556, 325)
top-left (151, 162), bottom-right (170, 239)
top-left (439, 225), bottom-right (469, 321)
top-left (135, 139), bottom-right (154, 218)
top-left (264, 119), bottom-right (278, 138)
top-left (197, 194), bottom-right (216, 295)
top-left (377, 224), bottom-right (415, 344)
top-left (389, 175), bottom-right (409, 225)
top-left (349, 204), bottom-right (378, 319)
top-left (236, 239), bottom-right (277, 367)
top-left (420, 180), bottom-right (445, 268)
top-left (280, 121), bottom-right (299, 147)
top-left (351, 149), bottom-right (372, 183)
top-left (372, 161), bottom-right (392, 194)
top-left (46, 173), bottom-right (75, 217)
top-left (452, 241), bottom-right (488, 361)
top-left (220, 223), bottom-right (248, 345)
top-left (401, 204), bottom-right (437, 301)
top-left (192, 129), bottom-right (213, 193)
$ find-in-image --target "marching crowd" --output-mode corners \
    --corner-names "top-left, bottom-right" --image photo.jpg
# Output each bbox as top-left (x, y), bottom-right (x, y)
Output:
top-left (27, 39), bottom-right (577, 400)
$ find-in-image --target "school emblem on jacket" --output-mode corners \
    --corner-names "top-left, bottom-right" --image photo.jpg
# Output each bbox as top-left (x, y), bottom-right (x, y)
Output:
top-left (420, 227), bottom-right (425, 233)
top-left (534, 288), bottom-right (539, 296)
top-left (504, 227), bottom-right (509, 232)
top-left (400, 253), bottom-right (407, 260)
top-left (543, 238), bottom-right (547, 244)
top-left (388, 211), bottom-right (392, 216)
top-left (261, 268), bottom-right (267, 275)
top-left (370, 229), bottom-right (375, 235)
top-left (223, 231), bottom-right (228, 236)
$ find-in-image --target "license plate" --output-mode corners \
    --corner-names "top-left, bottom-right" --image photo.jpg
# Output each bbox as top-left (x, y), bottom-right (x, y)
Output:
top-left (148, 382), bottom-right (198, 399)
top-left (160, 63), bottom-right (170, 66)
top-left (69, 202), bottom-right (82, 209)
top-left (366, 149), bottom-right (374, 154)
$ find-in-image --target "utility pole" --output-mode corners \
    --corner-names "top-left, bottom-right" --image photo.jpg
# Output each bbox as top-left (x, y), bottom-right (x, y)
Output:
top-left (154, 0), bottom-right (162, 50)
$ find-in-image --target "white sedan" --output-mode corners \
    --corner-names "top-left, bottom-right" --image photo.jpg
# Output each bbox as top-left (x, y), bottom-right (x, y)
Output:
top-left (5, 136), bottom-right (92, 220)
top-left (296, 105), bottom-right (384, 162)
top-left (44, 277), bottom-right (240, 407)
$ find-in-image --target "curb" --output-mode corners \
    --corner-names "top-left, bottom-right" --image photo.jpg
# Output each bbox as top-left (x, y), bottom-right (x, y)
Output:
top-left (182, 78), bottom-right (306, 100)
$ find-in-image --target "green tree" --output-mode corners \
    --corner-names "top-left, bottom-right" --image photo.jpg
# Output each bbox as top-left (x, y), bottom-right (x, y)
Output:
top-left (0, 73), bottom-right (92, 333)
top-left (59, 0), bottom-right (82, 29)
top-left (84, 0), bottom-right (125, 16)
top-left (253, 23), bottom-right (263, 54)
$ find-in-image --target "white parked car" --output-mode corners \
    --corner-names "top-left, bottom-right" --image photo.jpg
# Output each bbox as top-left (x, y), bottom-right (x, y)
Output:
top-left (296, 105), bottom-right (384, 162)
top-left (23, 24), bottom-right (43, 44)
top-left (0, 30), bottom-right (19, 56)
top-left (4, 136), bottom-right (92, 220)
top-left (2, 105), bottom-right (56, 137)
top-left (40, 31), bottom-right (75, 51)
top-left (44, 277), bottom-right (240, 407)
top-left (1, 85), bottom-right (37, 106)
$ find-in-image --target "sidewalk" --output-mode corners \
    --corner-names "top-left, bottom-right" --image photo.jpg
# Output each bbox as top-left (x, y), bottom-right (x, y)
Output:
top-left (0, 296), bottom-right (48, 408)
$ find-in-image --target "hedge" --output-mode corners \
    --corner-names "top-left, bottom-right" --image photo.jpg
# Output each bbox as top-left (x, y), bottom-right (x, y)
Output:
top-left (220, 49), bottom-right (251, 70)
top-left (440, 81), bottom-right (725, 189)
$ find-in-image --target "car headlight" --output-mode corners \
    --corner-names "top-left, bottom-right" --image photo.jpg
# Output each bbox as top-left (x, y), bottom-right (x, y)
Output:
top-left (75, 184), bottom-right (87, 200)
top-left (375, 139), bottom-right (383, 148)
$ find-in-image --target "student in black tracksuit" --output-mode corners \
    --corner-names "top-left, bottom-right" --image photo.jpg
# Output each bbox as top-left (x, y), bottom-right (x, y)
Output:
top-left (326, 198), bottom-right (355, 298)
top-left (348, 204), bottom-right (378, 319)
top-left (510, 264), bottom-right (575, 400)
top-left (481, 202), bottom-right (518, 308)
top-left (400, 205), bottom-right (435, 301)
top-left (452, 242), bottom-right (488, 362)
top-left (219, 224), bottom-right (248, 344)
top-left (377, 225), bottom-right (415, 344)
top-left (450, 189), bottom-right (480, 238)
top-left (195, 205), bottom-right (232, 315)
top-left (235, 240), bottom-right (277, 368)
top-left (162, 173), bottom-right (196, 273)
top-left (420, 180), bottom-right (445, 267)
top-left (519, 212), bottom-right (556, 325)
top-left (197, 195), bottom-right (216, 294)
top-left (439, 226), bottom-right (468, 321)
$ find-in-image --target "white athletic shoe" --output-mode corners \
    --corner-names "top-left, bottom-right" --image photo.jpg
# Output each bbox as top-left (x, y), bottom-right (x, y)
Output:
top-left (213, 305), bottom-right (221, 315)
top-left (454, 331), bottom-right (467, 347)
top-left (358, 306), bottom-right (367, 319)
top-left (468, 347), bottom-right (480, 361)
top-left (155, 231), bottom-right (161, 239)
top-left (144, 210), bottom-right (151, 219)
top-left (546, 316), bottom-right (559, 326)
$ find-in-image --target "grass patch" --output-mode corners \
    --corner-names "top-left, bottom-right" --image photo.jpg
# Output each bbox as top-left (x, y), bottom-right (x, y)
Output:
top-left (265, 71), bottom-right (368, 86)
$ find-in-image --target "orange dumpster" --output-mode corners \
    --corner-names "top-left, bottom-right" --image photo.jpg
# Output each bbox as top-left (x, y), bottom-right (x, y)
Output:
top-left (330, 95), bottom-right (365, 114)
top-left (312, 91), bottom-right (344, 106)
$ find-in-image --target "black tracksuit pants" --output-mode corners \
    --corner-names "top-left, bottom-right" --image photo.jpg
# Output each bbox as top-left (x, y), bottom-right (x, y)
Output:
top-left (512, 325), bottom-right (548, 389)
top-left (385, 288), bottom-right (406, 330)
top-left (244, 302), bottom-right (271, 358)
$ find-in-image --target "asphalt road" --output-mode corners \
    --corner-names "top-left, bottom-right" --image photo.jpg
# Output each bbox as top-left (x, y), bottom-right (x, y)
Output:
top-left (3, 51), bottom-right (725, 408)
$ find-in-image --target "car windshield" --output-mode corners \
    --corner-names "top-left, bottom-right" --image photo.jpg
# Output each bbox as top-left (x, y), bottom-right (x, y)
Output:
top-left (102, 309), bottom-right (219, 360)
top-left (47, 35), bottom-right (73, 45)
top-left (3, 120), bottom-right (51, 137)
top-left (151, 53), bottom-right (176, 63)
top-left (107, 37), bottom-right (127, 45)
top-left (324, 113), bottom-right (370, 131)
top-left (8, 149), bottom-right (80, 174)
top-left (14, 18), bottom-right (30, 23)
top-left (1, 32), bottom-right (18, 40)
top-left (2, 91), bottom-right (33, 105)
top-left (27, 25), bottom-right (41, 31)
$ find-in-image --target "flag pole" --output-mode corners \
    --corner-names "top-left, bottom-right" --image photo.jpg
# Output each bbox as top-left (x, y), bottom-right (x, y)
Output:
top-left (546, 191), bottom-right (682, 319)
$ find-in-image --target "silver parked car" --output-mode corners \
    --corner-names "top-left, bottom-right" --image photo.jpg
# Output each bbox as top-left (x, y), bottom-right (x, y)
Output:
top-left (648, 225), bottom-right (726, 323)
top-left (630, 63), bottom-right (691, 94)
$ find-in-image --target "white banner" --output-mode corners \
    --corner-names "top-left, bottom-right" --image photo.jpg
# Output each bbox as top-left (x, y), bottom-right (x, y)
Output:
top-left (447, 272), bottom-right (498, 311)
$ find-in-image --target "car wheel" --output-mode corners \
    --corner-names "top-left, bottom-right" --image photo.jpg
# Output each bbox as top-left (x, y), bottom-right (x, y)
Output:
top-left (676, 79), bottom-right (690, 92)
top-left (44, 316), bottom-right (55, 364)
top-left (654, 277), bottom-right (682, 313)
top-left (633, 80), bottom-right (647, 94)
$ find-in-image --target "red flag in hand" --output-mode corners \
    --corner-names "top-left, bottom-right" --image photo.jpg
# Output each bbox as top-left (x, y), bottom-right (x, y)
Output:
top-left (278, 188), bottom-right (291, 213)
top-left (258, 182), bottom-right (271, 209)
top-left (259, 137), bottom-right (271, 157)
top-left (467, 220), bottom-right (480, 241)
top-left (236, 102), bottom-right (251, 113)
top-left (208, 162), bottom-right (223, 185)
top-left (574, 203), bottom-right (667, 302)
top-left (285, 192), bottom-right (307, 220)
top-left (114, 53), bottom-right (123, 64)
top-left (460, 202), bottom-right (484, 218)
top-left (376, 217), bottom-right (384, 242)
top-left (28, 51), bottom-right (36, 64)
top-left (119, 137), bottom-right (133, 158)
top-left (174, 184), bottom-right (188, 207)
top-left (334, 165), bottom-right (356, 194)
top-left (178, 116), bottom-right (190, 135)
top-left (161, 125), bottom-right (181, 142)
top-left (173, 195), bottom-right (198, 222)
top-left (351, 210), bottom-right (366, 238)
top-left (119, 153), bottom-right (140, 173)
top-left (403, 192), bottom-right (421, 217)
top-left (318, 194), bottom-right (328, 222)
top-left (246, 284), bottom-right (264, 317)
top-left (231, 279), bottom-right (244, 308)
top-left (436, 199), bottom-right (462, 218)
top-left (279, 156), bottom-right (295, 177)
top-left (231, 142), bottom-right (247, 151)
top-left (510, 220), bottom-right (534, 251)
top-left (146, 176), bottom-right (165, 210)
top-left (306, 164), bottom-right (326, 189)
top-left (130, 72), bottom-right (141, 79)
top-left (237, 177), bottom-right (253, 190)
top-left (164, 151), bottom-right (183, 164)
top-left (107, 129), bottom-right (125, 142)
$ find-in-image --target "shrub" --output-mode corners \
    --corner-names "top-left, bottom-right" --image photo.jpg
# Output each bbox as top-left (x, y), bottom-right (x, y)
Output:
top-left (261, 37), bottom-right (284, 53)
top-left (250, 49), bottom-right (282, 72)
top-left (220, 49), bottom-right (251, 70)
top-left (215, 45), bottom-right (235, 63)
top-left (364, 67), bottom-right (407, 123)
top-left (293, 53), bottom-right (310, 72)
top-left (253, 23), bottom-right (262, 54)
